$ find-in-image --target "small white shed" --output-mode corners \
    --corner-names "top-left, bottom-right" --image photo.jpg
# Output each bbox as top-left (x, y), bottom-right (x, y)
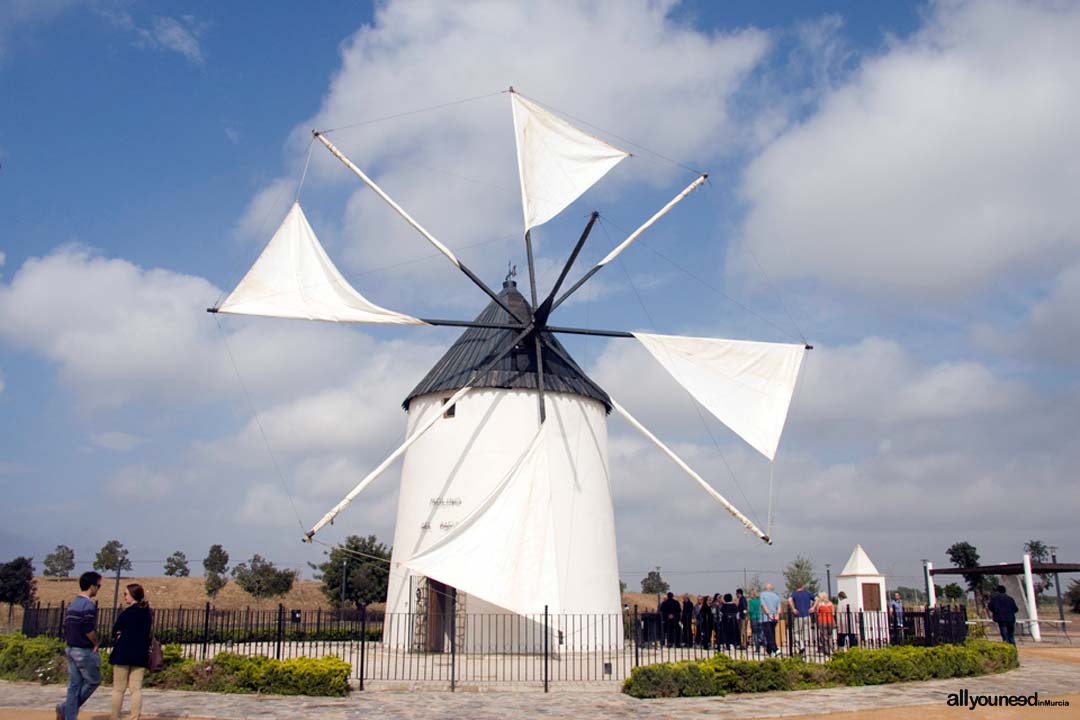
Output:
top-left (836, 544), bottom-right (888, 643)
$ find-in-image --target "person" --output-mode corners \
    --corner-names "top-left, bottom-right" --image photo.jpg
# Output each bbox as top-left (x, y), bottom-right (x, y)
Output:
top-left (788, 583), bottom-right (814, 653)
top-left (696, 595), bottom-right (714, 649)
top-left (759, 583), bottom-right (782, 656)
top-left (835, 591), bottom-right (855, 649)
top-left (810, 591), bottom-right (835, 655)
top-left (747, 590), bottom-right (764, 651)
top-left (889, 591), bottom-right (905, 641)
top-left (57, 571), bottom-right (102, 720)
top-left (109, 583), bottom-right (154, 720)
top-left (735, 588), bottom-right (748, 649)
top-left (719, 593), bottom-right (740, 651)
top-left (987, 585), bottom-right (1019, 645)
top-left (659, 592), bottom-right (681, 648)
top-left (680, 594), bottom-right (694, 647)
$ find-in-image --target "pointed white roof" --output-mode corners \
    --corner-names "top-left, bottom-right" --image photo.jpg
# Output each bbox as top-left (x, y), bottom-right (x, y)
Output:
top-left (838, 544), bottom-right (882, 577)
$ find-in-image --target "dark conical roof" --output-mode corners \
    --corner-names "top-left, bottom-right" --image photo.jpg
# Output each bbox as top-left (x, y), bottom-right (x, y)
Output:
top-left (404, 281), bottom-right (610, 412)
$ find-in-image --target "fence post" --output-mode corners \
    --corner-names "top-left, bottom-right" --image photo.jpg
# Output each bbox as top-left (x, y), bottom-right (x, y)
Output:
top-left (57, 601), bottom-right (65, 641)
top-left (275, 603), bottom-right (284, 660)
top-left (358, 604), bottom-right (367, 691)
top-left (633, 606), bottom-right (640, 668)
top-left (201, 602), bottom-right (211, 660)
top-left (450, 598), bottom-right (457, 693)
top-left (543, 605), bottom-right (549, 693)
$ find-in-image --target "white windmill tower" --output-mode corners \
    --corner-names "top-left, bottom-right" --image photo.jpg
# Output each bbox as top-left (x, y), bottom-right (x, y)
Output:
top-left (210, 89), bottom-right (809, 651)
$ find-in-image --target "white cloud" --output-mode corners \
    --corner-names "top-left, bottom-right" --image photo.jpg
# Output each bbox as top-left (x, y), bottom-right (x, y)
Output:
top-left (106, 464), bottom-right (171, 499)
top-left (135, 16), bottom-right (206, 65)
top-left (735, 0), bottom-right (1080, 301)
top-left (232, 178), bottom-right (296, 244)
top-left (89, 431), bottom-right (143, 452)
top-left (283, 0), bottom-right (768, 306)
top-left (0, 251), bottom-right (6, 266)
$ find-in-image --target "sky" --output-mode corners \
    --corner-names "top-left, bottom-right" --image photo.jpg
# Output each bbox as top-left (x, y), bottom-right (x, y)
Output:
top-left (1, 0), bottom-right (1078, 598)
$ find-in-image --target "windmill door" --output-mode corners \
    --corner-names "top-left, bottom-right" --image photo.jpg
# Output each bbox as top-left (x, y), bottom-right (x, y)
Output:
top-left (426, 579), bottom-right (456, 652)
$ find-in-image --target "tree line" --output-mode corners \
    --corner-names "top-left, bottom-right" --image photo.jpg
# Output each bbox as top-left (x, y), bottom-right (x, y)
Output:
top-left (3, 535), bottom-right (392, 609)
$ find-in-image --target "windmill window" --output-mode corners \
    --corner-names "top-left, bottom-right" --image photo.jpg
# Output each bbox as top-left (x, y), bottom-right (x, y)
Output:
top-left (442, 398), bottom-right (456, 418)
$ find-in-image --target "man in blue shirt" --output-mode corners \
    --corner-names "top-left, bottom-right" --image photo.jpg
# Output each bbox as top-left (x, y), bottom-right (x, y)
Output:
top-left (889, 592), bottom-right (905, 641)
top-left (759, 583), bottom-right (782, 656)
top-left (56, 571), bottom-right (102, 720)
top-left (788, 584), bottom-right (814, 653)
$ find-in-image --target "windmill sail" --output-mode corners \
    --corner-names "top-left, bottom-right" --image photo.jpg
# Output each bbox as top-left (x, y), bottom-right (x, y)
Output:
top-left (217, 203), bottom-right (425, 325)
top-left (403, 424), bottom-right (562, 616)
top-left (511, 92), bottom-right (629, 232)
top-left (633, 332), bottom-right (806, 461)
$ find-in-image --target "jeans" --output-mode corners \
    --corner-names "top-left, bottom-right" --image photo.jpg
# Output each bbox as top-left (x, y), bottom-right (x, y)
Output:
top-left (750, 620), bottom-right (763, 648)
top-left (998, 621), bottom-right (1016, 645)
top-left (58, 647), bottom-right (101, 720)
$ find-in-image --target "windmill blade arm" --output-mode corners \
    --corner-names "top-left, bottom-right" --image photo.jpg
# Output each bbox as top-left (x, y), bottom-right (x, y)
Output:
top-left (533, 211), bottom-right (598, 327)
top-left (610, 396), bottom-right (770, 544)
top-left (305, 384), bottom-right (473, 540)
top-left (304, 322), bottom-right (537, 541)
top-left (313, 131), bottom-right (524, 323)
top-left (551, 175), bottom-right (707, 312)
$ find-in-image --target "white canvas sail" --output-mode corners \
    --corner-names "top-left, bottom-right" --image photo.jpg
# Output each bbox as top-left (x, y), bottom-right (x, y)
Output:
top-left (633, 332), bottom-right (807, 461)
top-left (217, 203), bottom-right (425, 325)
top-left (511, 92), bottom-right (629, 232)
top-left (403, 424), bottom-right (562, 616)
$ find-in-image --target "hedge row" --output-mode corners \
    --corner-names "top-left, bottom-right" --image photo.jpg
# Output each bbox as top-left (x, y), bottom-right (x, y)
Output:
top-left (0, 634), bottom-right (351, 697)
top-left (623, 640), bottom-right (1019, 698)
top-left (150, 626), bottom-right (383, 645)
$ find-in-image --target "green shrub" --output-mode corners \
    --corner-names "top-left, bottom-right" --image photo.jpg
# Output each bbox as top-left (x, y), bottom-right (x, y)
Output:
top-left (622, 641), bottom-right (1019, 699)
top-left (0, 634), bottom-right (66, 683)
top-left (139, 652), bottom-right (350, 696)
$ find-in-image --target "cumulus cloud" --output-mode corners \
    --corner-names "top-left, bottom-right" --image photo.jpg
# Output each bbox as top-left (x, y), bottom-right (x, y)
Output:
top-left (284, 0), bottom-right (768, 307)
top-left (232, 178), bottom-right (297, 244)
top-left (735, 0), bottom-right (1080, 301)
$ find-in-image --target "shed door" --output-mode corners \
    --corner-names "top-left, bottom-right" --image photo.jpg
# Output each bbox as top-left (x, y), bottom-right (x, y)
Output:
top-left (862, 583), bottom-right (882, 611)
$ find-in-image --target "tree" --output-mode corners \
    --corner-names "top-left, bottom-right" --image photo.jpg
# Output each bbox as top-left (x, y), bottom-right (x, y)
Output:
top-left (783, 556), bottom-right (820, 596)
top-left (1022, 540), bottom-right (1052, 595)
top-left (203, 545), bottom-right (229, 575)
top-left (946, 541), bottom-right (994, 606)
top-left (619, 579), bottom-right (627, 595)
top-left (943, 583), bottom-right (965, 603)
top-left (1066, 579), bottom-right (1080, 614)
top-left (93, 540), bottom-right (132, 574)
top-left (311, 535), bottom-right (391, 607)
top-left (640, 570), bottom-right (669, 595)
top-left (746, 574), bottom-right (763, 596)
top-left (163, 551), bottom-right (190, 577)
top-left (43, 545), bottom-right (75, 578)
top-left (232, 555), bottom-right (297, 599)
top-left (0, 557), bottom-right (37, 607)
top-left (204, 572), bottom-right (227, 599)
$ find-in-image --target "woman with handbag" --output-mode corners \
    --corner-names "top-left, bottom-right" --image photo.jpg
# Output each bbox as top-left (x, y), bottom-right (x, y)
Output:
top-left (108, 584), bottom-right (153, 720)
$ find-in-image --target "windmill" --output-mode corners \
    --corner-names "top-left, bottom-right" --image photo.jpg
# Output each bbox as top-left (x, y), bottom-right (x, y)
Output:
top-left (209, 89), bottom-right (809, 649)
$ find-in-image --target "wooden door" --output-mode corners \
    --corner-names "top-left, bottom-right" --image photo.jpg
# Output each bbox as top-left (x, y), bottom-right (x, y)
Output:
top-left (862, 583), bottom-right (882, 611)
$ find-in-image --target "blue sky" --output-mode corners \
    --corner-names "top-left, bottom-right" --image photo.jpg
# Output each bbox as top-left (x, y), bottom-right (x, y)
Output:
top-left (2, 0), bottom-right (1078, 594)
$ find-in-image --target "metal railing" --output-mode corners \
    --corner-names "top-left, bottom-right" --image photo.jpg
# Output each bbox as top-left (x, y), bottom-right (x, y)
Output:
top-left (22, 603), bottom-right (967, 689)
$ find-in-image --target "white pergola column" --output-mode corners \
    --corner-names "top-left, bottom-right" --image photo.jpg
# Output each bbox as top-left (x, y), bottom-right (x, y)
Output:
top-left (925, 562), bottom-right (936, 608)
top-left (1022, 553), bottom-right (1041, 642)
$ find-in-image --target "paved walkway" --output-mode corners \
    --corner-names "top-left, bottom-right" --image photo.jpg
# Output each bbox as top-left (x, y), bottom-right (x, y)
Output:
top-left (1, 650), bottom-right (1077, 719)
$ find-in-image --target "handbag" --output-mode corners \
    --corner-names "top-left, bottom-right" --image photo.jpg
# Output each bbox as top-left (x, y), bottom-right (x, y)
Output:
top-left (147, 608), bottom-right (164, 672)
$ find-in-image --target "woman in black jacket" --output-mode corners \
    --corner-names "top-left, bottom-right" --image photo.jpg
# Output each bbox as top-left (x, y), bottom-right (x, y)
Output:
top-left (109, 583), bottom-right (152, 720)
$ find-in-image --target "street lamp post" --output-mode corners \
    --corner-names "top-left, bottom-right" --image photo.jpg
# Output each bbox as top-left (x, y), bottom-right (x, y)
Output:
top-left (340, 558), bottom-right (348, 618)
top-left (825, 563), bottom-right (832, 600)
top-left (1050, 546), bottom-right (1064, 622)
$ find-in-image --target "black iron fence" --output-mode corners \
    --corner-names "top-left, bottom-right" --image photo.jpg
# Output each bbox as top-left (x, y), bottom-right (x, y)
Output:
top-left (22, 603), bottom-right (966, 690)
